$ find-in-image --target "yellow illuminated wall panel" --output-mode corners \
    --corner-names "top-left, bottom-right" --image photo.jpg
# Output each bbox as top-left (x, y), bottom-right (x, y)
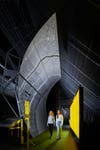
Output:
top-left (70, 89), bottom-right (80, 139)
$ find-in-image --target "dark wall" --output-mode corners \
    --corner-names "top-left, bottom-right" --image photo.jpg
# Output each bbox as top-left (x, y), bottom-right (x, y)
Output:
top-left (57, 0), bottom-right (100, 123)
top-left (56, 1), bottom-right (100, 147)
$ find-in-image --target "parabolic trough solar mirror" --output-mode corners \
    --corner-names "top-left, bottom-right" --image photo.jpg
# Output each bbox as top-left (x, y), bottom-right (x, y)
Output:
top-left (18, 13), bottom-right (61, 137)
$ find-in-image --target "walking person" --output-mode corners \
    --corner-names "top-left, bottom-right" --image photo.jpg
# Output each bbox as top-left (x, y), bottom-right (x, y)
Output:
top-left (47, 110), bottom-right (55, 139)
top-left (56, 109), bottom-right (64, 140)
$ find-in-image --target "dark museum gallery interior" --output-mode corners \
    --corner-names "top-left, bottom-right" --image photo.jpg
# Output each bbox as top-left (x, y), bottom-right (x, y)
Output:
top-left (0, 0), bottom-right (100, 150)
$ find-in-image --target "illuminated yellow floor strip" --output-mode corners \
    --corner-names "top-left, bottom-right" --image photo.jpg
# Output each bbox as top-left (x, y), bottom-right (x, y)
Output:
top-left (30, 129), bottom-right (79, 150)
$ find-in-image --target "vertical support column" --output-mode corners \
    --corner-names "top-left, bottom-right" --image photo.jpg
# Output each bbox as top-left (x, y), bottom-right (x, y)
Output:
top-left (18, 121), bottom-right (19, 138)
top-left (21, 119), bottom-right (24, 144)
top-left (26, 118), bottom-right (30, 150)
top-left (24, 100), bottom-right (30, 150)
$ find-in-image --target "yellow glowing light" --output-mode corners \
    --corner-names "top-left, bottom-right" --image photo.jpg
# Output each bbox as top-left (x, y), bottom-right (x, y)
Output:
top-left (25, 100), bottom-right (30, 119)
top-left (70, 89), bottom-right (80, 139)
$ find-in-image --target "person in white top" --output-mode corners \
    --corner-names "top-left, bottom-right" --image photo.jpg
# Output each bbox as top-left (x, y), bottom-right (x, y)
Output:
top-left (47, 110), bottom-right (55, 138)
top-left (56, 109), bottom-right (64, 140)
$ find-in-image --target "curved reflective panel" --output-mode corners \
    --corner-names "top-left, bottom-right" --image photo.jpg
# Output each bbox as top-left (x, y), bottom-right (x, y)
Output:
top-left (18, 13), bottom-right (61, 137)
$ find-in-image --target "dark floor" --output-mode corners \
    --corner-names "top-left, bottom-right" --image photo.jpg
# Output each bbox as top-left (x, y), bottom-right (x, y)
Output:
top-left (0, 127), bottom-right (79, 150)
top-left (0, 122), bottom-right (99, 150)
top-left (81, 122), bottom-right (100, 150)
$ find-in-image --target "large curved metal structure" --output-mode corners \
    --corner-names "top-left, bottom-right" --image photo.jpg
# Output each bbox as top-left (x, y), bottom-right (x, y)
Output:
top-left (18, 14), bottom-right (61, 137)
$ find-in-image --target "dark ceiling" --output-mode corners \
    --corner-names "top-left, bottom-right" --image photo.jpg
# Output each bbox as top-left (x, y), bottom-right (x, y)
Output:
top-left (0, 0), bottom-right (100, 67)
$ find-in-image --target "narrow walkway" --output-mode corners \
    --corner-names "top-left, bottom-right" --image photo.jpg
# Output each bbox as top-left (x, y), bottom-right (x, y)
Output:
top-left (0, 128), bottom-right (79, 150)
top-left (30, 129), bottom-right (79, 150)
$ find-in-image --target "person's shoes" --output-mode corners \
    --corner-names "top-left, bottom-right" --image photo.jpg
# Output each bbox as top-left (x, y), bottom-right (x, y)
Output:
top-left (56, 137), bottom-right (61, 140)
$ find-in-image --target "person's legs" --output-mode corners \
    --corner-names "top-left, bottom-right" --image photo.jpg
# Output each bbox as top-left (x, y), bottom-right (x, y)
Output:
top-left (59, 126), bottom-right (62, 139)
top-left (48, 124), bottom-right (51, 137)
top-left (48, 124), bottom-right (53, 138)
top-left (56, 125), bottom-right (60, 139)
top-left (50, 124), bottom-right (53, 136)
